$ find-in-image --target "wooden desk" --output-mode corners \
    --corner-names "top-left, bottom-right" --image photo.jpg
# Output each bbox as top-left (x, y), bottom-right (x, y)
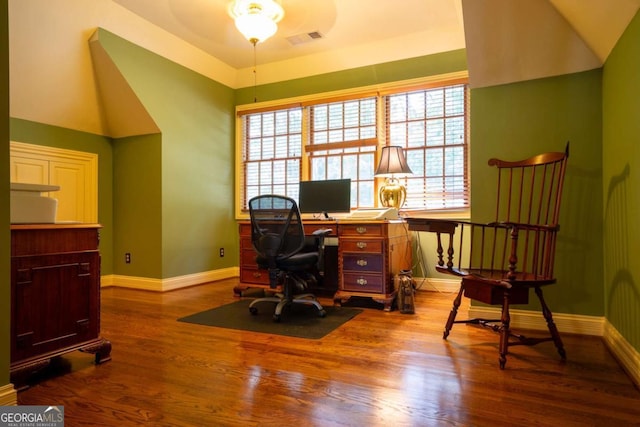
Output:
top-left (237, 219), bottom-right (411, 311)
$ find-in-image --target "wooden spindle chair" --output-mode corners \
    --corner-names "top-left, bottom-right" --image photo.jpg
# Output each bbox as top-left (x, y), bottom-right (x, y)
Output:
top-left (408, 143), bottom-right (569, 368)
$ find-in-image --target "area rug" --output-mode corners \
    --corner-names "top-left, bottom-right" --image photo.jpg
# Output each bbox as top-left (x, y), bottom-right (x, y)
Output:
top-left (177, 298), bottom-right (362, 339)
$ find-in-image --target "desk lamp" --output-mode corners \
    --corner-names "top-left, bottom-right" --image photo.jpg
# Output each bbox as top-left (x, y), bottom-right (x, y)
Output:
top-left (374, 146), bottom-right (413, 209)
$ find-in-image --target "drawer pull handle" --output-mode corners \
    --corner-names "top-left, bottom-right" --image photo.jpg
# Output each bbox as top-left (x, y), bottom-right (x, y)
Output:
top-left (356, 226), bottom-right (367, 234)
top-left (357, 259), bottom-right (368, 267)
top-left (357, 277), bottom-right (368, 286)
top-left (356, 241), bottom-right (367, 249)
top-left (253, 272), bottom-right (262, 278)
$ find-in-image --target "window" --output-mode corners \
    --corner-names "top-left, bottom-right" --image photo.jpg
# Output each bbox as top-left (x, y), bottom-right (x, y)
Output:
top-left (386, 84), bottom-right (469, 209)
top-left (241, 107), bottom-right (302, 208)
top-left (309, 97), bottom-right (377, 208)
top-left (237, 75), bottom-right (469, 214)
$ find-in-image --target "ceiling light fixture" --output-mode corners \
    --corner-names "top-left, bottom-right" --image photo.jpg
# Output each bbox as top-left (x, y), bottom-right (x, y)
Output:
top-left (228, 0), bottom-right (284, 103)
top-left (228, 0), bottom-right (285, 45)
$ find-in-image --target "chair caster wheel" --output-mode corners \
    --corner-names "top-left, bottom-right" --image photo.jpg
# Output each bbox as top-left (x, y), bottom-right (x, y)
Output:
top-left (273, 314), bottom-right (281, 322)
top-left (318, 309), bottom-right (326, 318)
top-left (249, 307), bottom-right (258, 315)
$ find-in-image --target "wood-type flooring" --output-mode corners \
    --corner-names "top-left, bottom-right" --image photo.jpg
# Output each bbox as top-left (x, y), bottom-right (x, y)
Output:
top-left (17, 279), bottom-right (640, 426)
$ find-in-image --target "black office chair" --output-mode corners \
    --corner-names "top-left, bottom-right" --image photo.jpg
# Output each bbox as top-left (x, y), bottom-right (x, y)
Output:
top-left (248, 194), bottom-right (330, 322)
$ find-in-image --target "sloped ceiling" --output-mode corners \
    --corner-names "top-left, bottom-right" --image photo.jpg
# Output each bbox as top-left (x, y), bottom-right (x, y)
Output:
top-left (463, 0), bottom-right (640, 88)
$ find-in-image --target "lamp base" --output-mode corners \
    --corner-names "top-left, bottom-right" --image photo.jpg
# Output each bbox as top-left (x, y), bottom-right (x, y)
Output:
top-left (379, 178), bottom-right (406, 210)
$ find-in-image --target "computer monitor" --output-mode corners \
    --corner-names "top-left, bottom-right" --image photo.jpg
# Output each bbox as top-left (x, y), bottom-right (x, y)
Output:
top-left (298, 179), bottom-right (351, 219)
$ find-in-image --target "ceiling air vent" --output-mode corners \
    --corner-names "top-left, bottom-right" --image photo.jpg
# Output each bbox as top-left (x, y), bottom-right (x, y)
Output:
top-left (286, 31), bottom-right (324, 46)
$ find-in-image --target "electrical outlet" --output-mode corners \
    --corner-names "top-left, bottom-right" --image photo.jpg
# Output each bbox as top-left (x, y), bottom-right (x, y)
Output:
top-left (219, 248), bottom-right (224, 257)
top-left (125, 253), bottom-right (131, 264)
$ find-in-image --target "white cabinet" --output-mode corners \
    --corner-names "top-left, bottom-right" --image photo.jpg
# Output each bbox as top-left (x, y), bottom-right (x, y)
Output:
top-left (9, 141), bottom-right (97, 223)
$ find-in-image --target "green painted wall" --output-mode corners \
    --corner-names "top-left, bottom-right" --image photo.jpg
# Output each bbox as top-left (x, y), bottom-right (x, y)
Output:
top-left (603, 10), bottom-right (640, 352)
top-left (9, 118), bottom-right (115, 275)
top-left (96, 29), bottom-right (237, 279)
top-left (1, 0), bottom-right (10, 388)
top-left (113, 133), bottom-right (162, 278)
top-left (470, 70), bottom-right (604, 316)
top-left (237, 49), bottom-right (468, 104)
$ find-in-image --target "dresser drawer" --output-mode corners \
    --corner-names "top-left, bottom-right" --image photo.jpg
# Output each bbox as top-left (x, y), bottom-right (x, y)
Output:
top-left (340, 239), bottom-right (384, 253)
top-left (340, 223), bottom-right (384, 237)
top-left (342, 253), bottom-right (383, 272)
top-left (342, 273), bottom-right (385, 293)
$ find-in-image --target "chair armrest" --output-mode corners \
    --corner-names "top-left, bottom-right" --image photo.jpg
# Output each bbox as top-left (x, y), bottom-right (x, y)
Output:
top-left (312, 228), bottom-right (333, 236)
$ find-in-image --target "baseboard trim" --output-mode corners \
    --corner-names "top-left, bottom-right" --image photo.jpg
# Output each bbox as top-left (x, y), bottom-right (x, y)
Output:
top-left (0, 383), bottom-right (17, 406)
top-left (462, 304), bottom-right (639, 388)
top-left (102, 267), bottom-right (240, 292)
top-left (603, 320), bottom-right (640, 388)
top-left (414, 277), bottom-right (459, 293)
top-left (467, 305), bottom-right (605, 336)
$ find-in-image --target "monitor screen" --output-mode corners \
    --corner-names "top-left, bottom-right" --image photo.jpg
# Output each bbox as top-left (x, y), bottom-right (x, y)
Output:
top-left (298, 179), bottom-right (351, 218)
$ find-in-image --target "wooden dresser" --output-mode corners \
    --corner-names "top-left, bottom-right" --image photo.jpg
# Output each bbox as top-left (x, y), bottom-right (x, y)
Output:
top-left (237, 219), bottom-right (411, 310)
top-left (334, 220), bottom-right (411, 311)
top-left (10, 223), bottom-right (111, 388)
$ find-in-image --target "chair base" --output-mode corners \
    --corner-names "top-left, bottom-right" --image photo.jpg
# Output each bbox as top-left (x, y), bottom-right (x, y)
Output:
top-left (249, 293), bottom-right (326, 322)
top-left (443, 284), bottom-right (566, 369)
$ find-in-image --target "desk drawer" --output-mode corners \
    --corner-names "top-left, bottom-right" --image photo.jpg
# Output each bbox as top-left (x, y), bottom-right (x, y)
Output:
top-left (240, 267), bottom-right (270, 285)
top-left (241, 249), bottom-right (258, 266)
top-left (342, 253), bottom-right (383, 272)
top-left (340, 223), bottom-right (384, 237)
top-left (342, 273), bottom-right (385, 293)
top-left (340, 239), bottom-right (383, 253)
top-left (304, 224), bottom-right (336, 236)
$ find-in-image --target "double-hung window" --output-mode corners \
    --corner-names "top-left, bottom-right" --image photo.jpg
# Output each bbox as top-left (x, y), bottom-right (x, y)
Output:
top-left (309, 97), bottom-right (377, 207)
top-left (385, 84), bottom-right (469, 209)
top-left (237, 76), bottom-right (469, 215)
top-left (241, 107), bottom-right (302, 207)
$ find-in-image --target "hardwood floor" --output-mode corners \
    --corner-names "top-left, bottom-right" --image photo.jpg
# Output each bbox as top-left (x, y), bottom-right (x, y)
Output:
top-left (18, 279), bottom-right (640, 426)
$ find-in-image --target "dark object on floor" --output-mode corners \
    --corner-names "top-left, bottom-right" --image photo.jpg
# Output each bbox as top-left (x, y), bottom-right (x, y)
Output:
top-left (396, 271), bottom-right (415, 314)
top-left (178, 299), bottom-right (362, 339)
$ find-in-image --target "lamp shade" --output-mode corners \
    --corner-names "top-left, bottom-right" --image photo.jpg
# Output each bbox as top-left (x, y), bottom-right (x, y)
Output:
top-left (375, 146), bottom-right (413, 177)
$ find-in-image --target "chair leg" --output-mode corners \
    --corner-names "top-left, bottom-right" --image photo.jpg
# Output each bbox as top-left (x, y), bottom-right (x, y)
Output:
top-left (534, 287), bottom-right (566, 360)
top-left (499, 291), bottom-right (511, 369)
top-left (443, 284), bottom-right (464, 339)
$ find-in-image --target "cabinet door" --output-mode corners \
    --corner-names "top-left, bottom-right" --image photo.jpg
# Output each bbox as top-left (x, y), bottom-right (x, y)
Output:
top-left (11, 252), bottom-right (100, 362)
top-left (49, 160), bottom-right (89, 222)
top-left (10, 156), bottom-right (49, 185)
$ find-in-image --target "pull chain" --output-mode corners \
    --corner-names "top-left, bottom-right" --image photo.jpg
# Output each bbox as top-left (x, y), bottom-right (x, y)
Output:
top-left (251, 38), bottom-right (258, 103)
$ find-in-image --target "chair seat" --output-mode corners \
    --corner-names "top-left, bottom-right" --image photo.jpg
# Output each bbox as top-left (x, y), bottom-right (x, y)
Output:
top-left (436, 266), bottom-right (556, 286)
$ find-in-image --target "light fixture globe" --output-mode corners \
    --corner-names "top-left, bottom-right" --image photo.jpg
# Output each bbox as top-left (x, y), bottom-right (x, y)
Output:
top-left (228, 0), bottom-right (284, 44)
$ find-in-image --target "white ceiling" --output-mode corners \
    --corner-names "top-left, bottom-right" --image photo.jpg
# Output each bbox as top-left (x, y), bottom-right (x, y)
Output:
top-left (113, 0), bottom-right (466, 70)
top-left (112, 0), bottom-right (640, 88)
